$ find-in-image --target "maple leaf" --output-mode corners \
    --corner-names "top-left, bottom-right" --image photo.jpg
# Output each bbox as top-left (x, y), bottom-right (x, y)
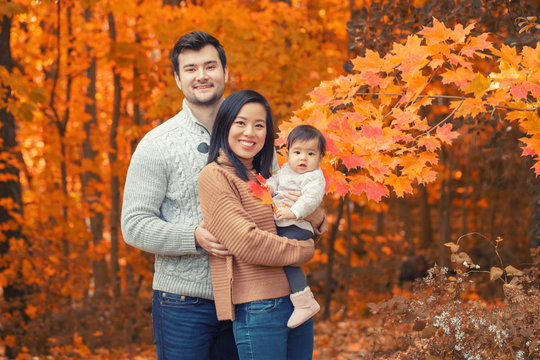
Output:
top-left (532, 161), bottom-right (540, 176)
top-left (341, 152), bottom-right (367, 170)
top-left (520, 115), bottom-right (540, 135)
top-left (351, 48), bottom-right (392, 73)
top-left (418, 168), bottom-right (438, 184)
top-left (399, 155), bottom-right (424, 181)
top-left (248, 180), bottom-right (274, 205)
top-left (449, 23), bottom-right (475, 44)
top-left (519, 136), bottom-right (540, 157)
top-left (252, 171), bottom-right (267, 186)
top-left (460, 33), bottom-right (492, 57)
top-left (361, 71), bottom-right (383, 87)
top-left (465, 74), bottom-right (491, 98)
top-left (384, 173), bottom-right (413, 198)
top-left (418, 136), bottom-right (441, 152)
top-left (491, 45), bottom-right (521, 68)
top-left (350, 175), bottom-right (389, 202)
top-left (417, 151), bottom-right (439, 165)
top-left (248, 172), bottom-right (274, 209)
top-left (510, 84), bottom-right (529, 100)
top-left (453, 97), bottom-right (487, 119)
top-left (510, 82), bottom-right (540, 101)
top-left (436, 123), bottom-right (460, 144)
top-left (418, 18), bottom-right (452, 45)
top-left (441, 67), bottom-right (476, 88)
top-left (309, 81), bottom-right (334, 105)
top-left (323, 168), bottom-right (349, 196)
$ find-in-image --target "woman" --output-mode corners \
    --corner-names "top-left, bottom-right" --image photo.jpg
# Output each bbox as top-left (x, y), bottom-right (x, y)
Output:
top-left (198, 89), bottom-right (316, 359)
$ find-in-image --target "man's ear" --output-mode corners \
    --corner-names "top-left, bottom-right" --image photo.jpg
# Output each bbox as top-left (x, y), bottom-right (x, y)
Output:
top-left (224, 66), bottom-right (229, 83)
top-left (174, 72), bottom-right (182, 91)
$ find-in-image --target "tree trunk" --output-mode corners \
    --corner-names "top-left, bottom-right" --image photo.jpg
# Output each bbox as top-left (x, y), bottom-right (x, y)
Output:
top-left (322, 197), bottom-right (345, 320)
top-left (81, 7), bottom-right (108, 300)
top-left (399, 195), bottom-right (414, 256)
top-left (341, 196), bottom-right (353, 320)
top-left (108, 12), bottom-right (122, 298)
top-left (437, 147), bottom-right (452, 266)
top-left (418, 184), bottom-right (433, 249)
top-left (0, 11), bottom-right (28, 359)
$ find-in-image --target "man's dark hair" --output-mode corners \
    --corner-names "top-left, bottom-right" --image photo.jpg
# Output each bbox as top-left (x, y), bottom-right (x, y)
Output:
top-left (287, 125), bottom-right (326, 155)
top-left (171, 31), bottom-right (227, 75)
top-left (207, 89), bottom-right (275, 181)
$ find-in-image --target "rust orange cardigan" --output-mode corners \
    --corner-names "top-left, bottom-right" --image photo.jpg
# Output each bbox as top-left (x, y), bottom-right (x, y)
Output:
top-left (197, 152), bottom-right (315, 320)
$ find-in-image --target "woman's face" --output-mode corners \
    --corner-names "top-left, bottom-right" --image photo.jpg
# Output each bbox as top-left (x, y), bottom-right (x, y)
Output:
top-left (227, 102), bottom-right (267, 162)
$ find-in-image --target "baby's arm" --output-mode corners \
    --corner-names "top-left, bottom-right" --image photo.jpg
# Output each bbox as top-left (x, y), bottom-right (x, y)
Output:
top-left (265, 172), bottom-right (279, 195)
top-left (289, 170), bottom-right (326, 220)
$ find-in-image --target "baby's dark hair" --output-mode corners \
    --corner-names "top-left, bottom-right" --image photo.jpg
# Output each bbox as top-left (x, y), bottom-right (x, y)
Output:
top-left (287, 125), bottom-right (326, 155)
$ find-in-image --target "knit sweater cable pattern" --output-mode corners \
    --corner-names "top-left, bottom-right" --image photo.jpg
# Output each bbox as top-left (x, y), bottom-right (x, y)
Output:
top-left (121, 100), bottom-right (214, 299)
top-left (198, 152), bottom-right (315, 320)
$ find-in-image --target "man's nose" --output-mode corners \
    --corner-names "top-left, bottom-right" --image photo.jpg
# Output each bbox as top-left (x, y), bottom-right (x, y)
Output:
top-left (196, 68), bottom-right (209, 80)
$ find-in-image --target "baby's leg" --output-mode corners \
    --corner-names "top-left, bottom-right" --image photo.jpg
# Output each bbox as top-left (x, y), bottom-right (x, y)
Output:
top-left (277, 225), bottom-right (320, 328)
top-left (277, 225), bottom-right (313, 292)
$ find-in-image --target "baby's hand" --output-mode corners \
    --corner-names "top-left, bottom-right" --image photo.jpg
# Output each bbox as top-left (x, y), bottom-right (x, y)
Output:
top-left (276, 207), bottom-right (296, 221)
top-left (265, 183), bottom-right (274, 194)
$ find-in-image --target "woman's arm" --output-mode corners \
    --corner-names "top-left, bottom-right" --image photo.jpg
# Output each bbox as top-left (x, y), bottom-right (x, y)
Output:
top-left (198, 166), bottom-right (314, 267)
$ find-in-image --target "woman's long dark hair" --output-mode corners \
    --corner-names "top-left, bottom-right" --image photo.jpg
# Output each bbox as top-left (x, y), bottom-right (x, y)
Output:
top-left (207, 89), bottom-right (275, 180)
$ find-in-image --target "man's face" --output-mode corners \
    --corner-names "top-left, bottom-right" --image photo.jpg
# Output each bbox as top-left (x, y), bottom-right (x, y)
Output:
top-left (175, 45), bottom-right (228, 107)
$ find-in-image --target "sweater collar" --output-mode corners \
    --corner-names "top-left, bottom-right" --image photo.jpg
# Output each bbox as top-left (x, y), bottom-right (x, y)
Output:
top-left (217, 149), bottom-right (255, 176)
top-left (176, 99), bottom-right (210, 136)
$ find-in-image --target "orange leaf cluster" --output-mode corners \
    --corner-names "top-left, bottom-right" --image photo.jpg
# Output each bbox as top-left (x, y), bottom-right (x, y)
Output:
top-left (278, 18), bottom-right (540, 202)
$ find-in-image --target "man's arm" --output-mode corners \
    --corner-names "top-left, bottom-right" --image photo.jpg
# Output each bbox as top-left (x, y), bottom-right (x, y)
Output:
top-left (121, 138), bottom-right (199, 256)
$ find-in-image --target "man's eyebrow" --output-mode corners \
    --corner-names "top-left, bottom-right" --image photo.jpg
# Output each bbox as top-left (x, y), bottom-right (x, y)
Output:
top-left (182, 60), bottom-right (218, 69)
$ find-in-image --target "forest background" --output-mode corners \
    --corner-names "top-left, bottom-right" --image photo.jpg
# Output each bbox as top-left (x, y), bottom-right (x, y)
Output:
top-left (1, 0), bottom-right (539, 359)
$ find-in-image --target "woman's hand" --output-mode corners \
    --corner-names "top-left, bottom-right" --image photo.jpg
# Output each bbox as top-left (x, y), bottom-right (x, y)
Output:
top-left (195, 224), bottom-right (232, 258)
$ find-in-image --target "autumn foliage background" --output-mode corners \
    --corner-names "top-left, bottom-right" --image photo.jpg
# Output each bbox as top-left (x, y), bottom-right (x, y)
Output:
top-left (1, 0), bottom-right (539, 359)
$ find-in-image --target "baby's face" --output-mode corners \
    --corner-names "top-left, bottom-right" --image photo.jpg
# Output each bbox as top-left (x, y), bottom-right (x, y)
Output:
top-left (287, 138), bottom-right (323, 174)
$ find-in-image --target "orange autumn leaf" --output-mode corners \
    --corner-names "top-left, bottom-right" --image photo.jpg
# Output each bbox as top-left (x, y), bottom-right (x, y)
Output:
top-left (248, 172), bottom-right (276, 211)
top-left (248, 181), bottom-right (273, 205)
top-left (436, 123), bottom-right (460, 144)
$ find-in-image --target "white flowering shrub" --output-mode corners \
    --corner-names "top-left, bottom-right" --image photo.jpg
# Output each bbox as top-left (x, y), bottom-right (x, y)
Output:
top-left (368, 239), bottom-right (539, 360)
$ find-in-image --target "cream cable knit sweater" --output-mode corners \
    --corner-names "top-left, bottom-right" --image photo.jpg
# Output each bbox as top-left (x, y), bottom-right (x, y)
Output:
top-left (121, 100), bottom-right (214, 299)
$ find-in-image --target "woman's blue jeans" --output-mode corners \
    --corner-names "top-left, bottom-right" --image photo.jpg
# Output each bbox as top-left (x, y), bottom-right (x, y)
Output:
top-left (233, 295), bottom-right (314, 360)
top-left (152, 290), bottom-right (239, 360)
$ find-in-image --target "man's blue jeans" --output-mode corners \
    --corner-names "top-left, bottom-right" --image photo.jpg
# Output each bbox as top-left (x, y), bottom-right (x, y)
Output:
top-left (152, 290), bottom-right (239, 360)
top-left (233, 295), bottom-right (314, 360)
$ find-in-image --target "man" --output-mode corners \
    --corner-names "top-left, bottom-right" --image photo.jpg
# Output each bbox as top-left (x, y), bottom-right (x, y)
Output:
top-left (121, 31), bottom-right (237, 360)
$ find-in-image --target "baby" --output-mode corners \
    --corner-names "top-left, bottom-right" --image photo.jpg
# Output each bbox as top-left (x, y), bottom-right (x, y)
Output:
top-left (266, 124), bottom-right (326, 328)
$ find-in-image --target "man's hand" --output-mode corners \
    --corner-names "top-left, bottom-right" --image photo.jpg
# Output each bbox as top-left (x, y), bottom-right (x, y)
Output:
top-left (305, 204), bottom-right (328, 239)
top-left (275, 207), bottom-right (296, 221)
top-left (195, 224), bottom-right (232, 258)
